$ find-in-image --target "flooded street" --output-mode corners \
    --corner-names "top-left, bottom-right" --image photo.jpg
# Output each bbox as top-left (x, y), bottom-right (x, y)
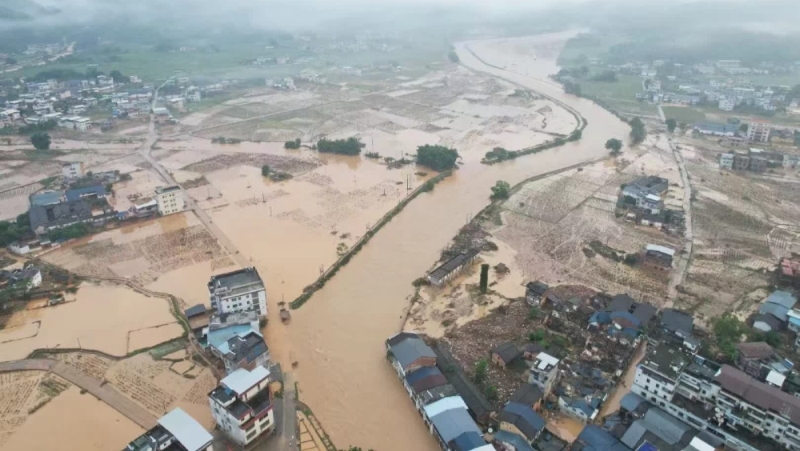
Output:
top-left (273, 33), bottom-right (631, 450)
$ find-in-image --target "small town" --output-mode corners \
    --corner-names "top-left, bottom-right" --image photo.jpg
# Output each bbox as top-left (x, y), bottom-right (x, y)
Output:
top-left (2, 2), bottom-right (800, 451)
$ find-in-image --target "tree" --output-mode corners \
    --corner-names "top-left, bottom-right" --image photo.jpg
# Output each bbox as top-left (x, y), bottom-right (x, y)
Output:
top-left (713, 314), bottom-right (745, 361)
top-left (30, 132), bottom-right (51, 150)
top-left (317, 137), bottom-right (362, 155)
top-left (629, 118), bottom-right (646, 144)
top-left (666, 118), bottom-right (677, 133)
top-left (5, 57), bottom-right (16, 65)
top-left (563, 81), bottom-right (582, 96)
top-left (261, 165), bottom-right (271, 177)
top-left (416, 145), bottom-right (459, 171)
top-left (490, 180), bottom-right (511, 200)
top-left (473, 359), bottom-right (488, 385)
top-left (448, 51), bottom-right (459, 63)
top-left (567, 129), bottom-right (582, 141)
top-left (479, 264), bottom-right (489, 294)
top-left (605, 138), bottom-right (623, 155)
top-left (109, 70), bottom-right (127, 83)
top-left (284, 138), bottom-right (301, 149)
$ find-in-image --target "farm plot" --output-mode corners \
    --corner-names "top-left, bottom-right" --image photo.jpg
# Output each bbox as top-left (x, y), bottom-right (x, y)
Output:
top-left (0, 372), bottom-right (76, 449)
top-left (669, 134), bottom-right (800, 321)
top-left (42, 213), bottom-right (230, 287)
top-left (492, 162), bottom-right (680, 306)
top-left (0, 282), bottom-right (180, 361)
top-left (0, 385), bottom-right (142, 451)
top-left (0, 182), bottom-right (43, 221)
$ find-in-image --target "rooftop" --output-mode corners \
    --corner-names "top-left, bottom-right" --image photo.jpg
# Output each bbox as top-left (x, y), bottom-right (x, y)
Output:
top-left (29, 190), bottom-right (64, 206)
top-left (225, 331), bottom-right (269, 365)
top-left (646, 244), bottom-right (676, 257)
top-left (659, 309), bottom-right (693, 334)
top-left (208, 267), bottom-right (265, 297)
top-left (430, 407), bottom-right (482, 443)
top-left (184, 304), bottom-right (207, 318)
top-left (716, 364), bottom-right (800, 427)
top-left (390, 337), bottom-right (436, 369)
top-left (156, 185), bottom-right (181, 194)
top-left (510, 384), bottom-right (544, 406)
top-left (492, 342), bottom-right (521, 364)
top-left (429, 249), bottom-right (479, 282)
top-left (156, 408), bottom-right (213, 451)
top-left (498, 402), bottom-right (545, 441)
top-left (424, 396), bottom-right (468, 418)
top-left (221, 365), bottom-right (270, 395)
top-left (29, 199), bottom-right (92, 231)
top-left (494, 430), bottom-right (535, 451)
top-left (533, 352), bottom-right (559, 371)
top-left (735, 341), bottom-right (775, 360)
top-left (641, 343), bottom-right (691, 380)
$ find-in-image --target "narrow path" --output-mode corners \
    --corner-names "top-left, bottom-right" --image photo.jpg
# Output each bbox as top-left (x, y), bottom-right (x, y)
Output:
top-left (0, 358), bottom-right (158, 429)
top-left (665, 135), bottom-right (694, 306)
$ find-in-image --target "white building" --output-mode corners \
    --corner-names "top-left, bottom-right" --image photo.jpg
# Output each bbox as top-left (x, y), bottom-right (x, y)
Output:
top-left (124, 407), bottom-right (214, 451)
top-left (209, 366), bottom-right (274, 447)
top-left (747, 121), bottom-right (771, 143)
top-left (208, 267), bottom-right (267, 318)
top-left (631, 342), bottom-right (800, 451)
top-left (719, 153), bottom-right (734, 170)
top-left (784, 155), bottom-right (800, 169)
top-left (155, 185), bottom-right (185, 216)
top-left (186, 86), bottom-right (201, 102)
top-left (527, 352), bottom-right (559, 395)
top-left (62, 162), bottom-right (85, 179)
top-left (718, 97), bottom-right (736, 111)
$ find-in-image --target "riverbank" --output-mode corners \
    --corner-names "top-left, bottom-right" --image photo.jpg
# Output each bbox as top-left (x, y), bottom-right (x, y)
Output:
top-left (281, 32), bottom-right (631, 451)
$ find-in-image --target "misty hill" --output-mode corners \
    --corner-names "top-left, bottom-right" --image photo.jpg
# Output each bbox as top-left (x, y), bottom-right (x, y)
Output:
top-left (0, 0), bottom-right (59, 22)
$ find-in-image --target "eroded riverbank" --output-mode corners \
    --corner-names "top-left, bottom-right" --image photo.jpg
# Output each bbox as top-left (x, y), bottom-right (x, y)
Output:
top-left (279, 32), bottom-right (631, 450)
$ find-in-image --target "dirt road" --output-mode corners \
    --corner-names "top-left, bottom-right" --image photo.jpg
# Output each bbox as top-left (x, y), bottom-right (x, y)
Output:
top-left (659, 109), bottom-right (694, 306)
top-left (0, 358), bottom-right (158, 429)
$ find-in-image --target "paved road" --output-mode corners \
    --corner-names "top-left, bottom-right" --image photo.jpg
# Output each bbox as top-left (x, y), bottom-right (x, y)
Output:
top-left (0, 358), bottom-right (158, 429)
top-left (658, 105), bottom-right (694, 306)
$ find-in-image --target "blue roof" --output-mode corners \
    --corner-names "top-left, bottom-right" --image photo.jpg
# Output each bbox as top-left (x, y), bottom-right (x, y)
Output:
top-left (390, 337), bottom-right (436, 370)
top-left (760, 303), bottom-right (789, 322)
top-left (694, 122), bottom-right (738, 134)
top-left (449, 431), bottom-right (487, 451)
top-left (207, 324), bottom-right (252, 353)
top-left (566, 398), bottom-right (597, 417)
top-left (765, 291), bottom-right (796, 310)
top-left (406, 366), bottom-right (442, 386)
top-left (66, 185), bottom-right (107, 202)
top-left (610, 311), bottom-right (642, 328)
top-left (503, 402), bottom-right (546, 432)
top-left (431, 408), bottom-right (481, 443)
top-left (30, 191), bottom-right (64, 206)
top-left (620, 392), bottom-right (646, 413)
top-left (494, 430), bottom-right (534, 451)
top-left (576, 425), bottom-right (631, 451)
top-left (590, 311), bottom-right (611, 324)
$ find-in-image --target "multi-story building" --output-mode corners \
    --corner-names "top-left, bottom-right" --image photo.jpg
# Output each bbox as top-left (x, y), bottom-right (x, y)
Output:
top-left (123, 407), bottom-right (214, 451)
top-left (208, 268), bottom-right (267, 318)
top-left (633, 342), bottom-right (800, 451)
top-left (733, 153), bottom-right (751, 171)
top-left (155, 185), bottom-right (185, 216)
top-left (719, 97), bottom-right (736, 111)
top-left (527, 352), bottom-right (559, 396)
top-left (719, 153), bottom-right (734, 170)
top-left (747, 121), bottom-right (771, 143)
top-left (208, 366), bottom-right (274, 447)
top-left (61, 162), bottom-right (85, 179)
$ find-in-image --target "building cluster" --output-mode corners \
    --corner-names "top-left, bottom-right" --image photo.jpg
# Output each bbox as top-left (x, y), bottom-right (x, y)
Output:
top-left (718, 147), bottom-right (800, 172)
top-left (187, 267), bottom-right (270, 374)
top-left (0, 75), bottom-right (155, 130)
top-left (627, 339), bottom-right (800, 451)
top-left (616, 176), bottom-right (684, 234)
top-left (9, 161), bottom-right (185, 253)
top-left (386, 332), bottom-right (558, 451)
top-left (123, 268), bottom-right (275, 450)
top-left (623, 58), bottom-right (799, 114)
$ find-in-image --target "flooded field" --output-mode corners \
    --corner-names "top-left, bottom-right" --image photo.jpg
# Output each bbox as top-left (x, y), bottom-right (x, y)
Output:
top-left (0, 282), bottom-right (180, 361)
top-left (42, 212), bottom-right (235, 305)
top-left (0, 383), bottom-right (143, 451)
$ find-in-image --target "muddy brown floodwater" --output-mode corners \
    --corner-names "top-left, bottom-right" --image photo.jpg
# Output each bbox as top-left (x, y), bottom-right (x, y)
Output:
top-left (262, 32), bottom-right (633, 451)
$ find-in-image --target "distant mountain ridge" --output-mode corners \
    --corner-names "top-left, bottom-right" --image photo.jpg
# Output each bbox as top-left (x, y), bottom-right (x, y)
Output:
top-left (0, 0), bottom-right (60, 22)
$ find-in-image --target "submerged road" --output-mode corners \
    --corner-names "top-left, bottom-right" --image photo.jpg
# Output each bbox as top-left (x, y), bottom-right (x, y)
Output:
top-left (0, 358), bottom-right (158, 429)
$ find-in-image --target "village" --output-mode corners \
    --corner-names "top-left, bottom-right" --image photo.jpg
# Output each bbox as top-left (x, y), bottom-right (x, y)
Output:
top-left (1, 14), bottom-right (800, 451)
top-left (384, 34), bottom-right (800, 451)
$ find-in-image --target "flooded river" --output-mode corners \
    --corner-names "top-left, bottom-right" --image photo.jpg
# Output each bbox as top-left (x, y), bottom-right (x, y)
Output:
top-left (268, 32), bottom-right (632, 450)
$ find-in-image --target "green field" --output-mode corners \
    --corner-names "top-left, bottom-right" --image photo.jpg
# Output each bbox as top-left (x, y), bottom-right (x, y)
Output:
top-left (662, 106), bottom-right (707, 123)
top-left (579, 75), bottom-right (644, 101)
top-left (557, 33), bottom-right (630, 68)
